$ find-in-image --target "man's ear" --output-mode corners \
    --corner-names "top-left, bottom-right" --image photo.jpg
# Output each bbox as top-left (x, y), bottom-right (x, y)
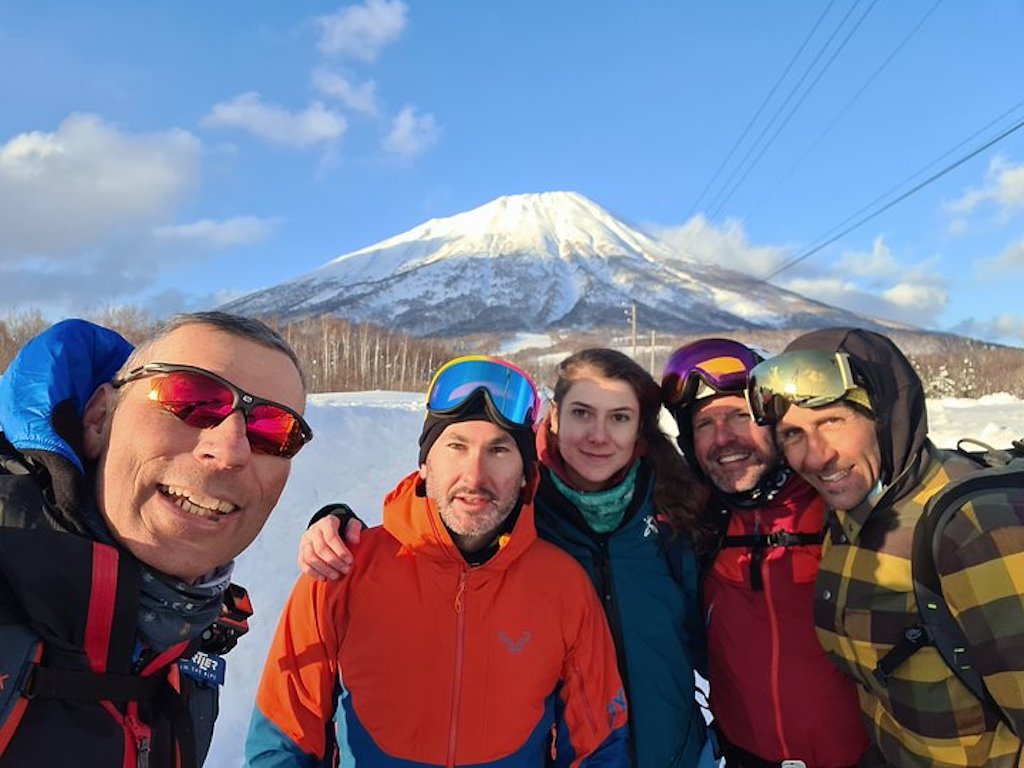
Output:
top-left (418, 464), bottom-right (428, 480)
top-left (82, 384), bottom-right (116, 460)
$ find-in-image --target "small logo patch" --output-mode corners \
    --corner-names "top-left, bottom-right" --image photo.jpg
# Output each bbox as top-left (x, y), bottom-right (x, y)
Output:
top-left (178, 650), bottom-right (226, 687)
top-left (0, 672), bottom-right (8, 691)
top-left (643, 515), bottom-right (658, 538)
top-left (607, 686), bottom-right (627, 725)
top-left (499, 630), bottom-right (531, 654)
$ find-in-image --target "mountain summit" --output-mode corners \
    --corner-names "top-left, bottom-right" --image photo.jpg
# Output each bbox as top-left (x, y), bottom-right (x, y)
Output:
top-left (223, 191), bottom-right (878, 336)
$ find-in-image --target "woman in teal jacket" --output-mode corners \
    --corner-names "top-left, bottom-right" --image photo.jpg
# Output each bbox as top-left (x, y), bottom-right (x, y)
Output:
top-left (532, 348), bottom-right (709, 768)
top-left (300, 348), bottom-right (712, 767)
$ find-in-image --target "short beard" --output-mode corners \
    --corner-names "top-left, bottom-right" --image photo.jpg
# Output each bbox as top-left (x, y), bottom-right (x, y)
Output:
top-left (428, 482), bottom-right (517, 551)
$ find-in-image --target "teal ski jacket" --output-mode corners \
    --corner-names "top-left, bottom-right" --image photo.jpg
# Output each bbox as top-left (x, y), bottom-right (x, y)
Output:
top-left (533, 459), bottom-right (709, 768)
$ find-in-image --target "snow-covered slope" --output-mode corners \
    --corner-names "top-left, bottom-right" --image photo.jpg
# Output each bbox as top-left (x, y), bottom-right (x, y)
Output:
top-left (208, 391), bottom-right (1024, 766)
top-left (223, 191), bottom-right (885, 336)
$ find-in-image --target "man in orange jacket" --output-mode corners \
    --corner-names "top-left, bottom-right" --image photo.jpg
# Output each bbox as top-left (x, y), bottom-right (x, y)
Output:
top-left (246, 356), bottom-right (628, 767)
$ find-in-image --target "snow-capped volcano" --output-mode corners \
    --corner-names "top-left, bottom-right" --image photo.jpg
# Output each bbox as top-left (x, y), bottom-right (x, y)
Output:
top-left (222, 191), bottom-right (881, 336)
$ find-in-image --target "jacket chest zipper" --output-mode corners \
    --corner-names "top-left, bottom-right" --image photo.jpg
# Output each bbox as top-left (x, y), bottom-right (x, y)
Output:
top-left (762, 565), bottom-right (791, 757)
top-left (124, 704), bottom-right (152, 768)
top-left (447, 569), bottom-right (468, 768)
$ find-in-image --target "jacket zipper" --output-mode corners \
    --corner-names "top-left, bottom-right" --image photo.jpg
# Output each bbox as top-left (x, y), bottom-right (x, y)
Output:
top-left (763, 548), bottom-right (791, 758)
top-left (447, 569), bottom-right (468, 768)
top-left (124, 704), bottom-right (152, 768)
top-left (569, 656), bottom-right (602, 737)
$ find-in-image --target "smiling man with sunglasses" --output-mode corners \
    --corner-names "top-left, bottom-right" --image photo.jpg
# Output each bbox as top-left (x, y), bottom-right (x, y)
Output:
top-left (246, 355), bottom-right (627, 767)
top-left (749, 327), bottom-right (1024, 767)
top-left (0, 312), bottom-right (310, 767)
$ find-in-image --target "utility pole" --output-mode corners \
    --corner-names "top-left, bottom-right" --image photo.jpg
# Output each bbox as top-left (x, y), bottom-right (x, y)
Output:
top-left (630, 302), bottom-right (637, 359)
top-left (650, 329), bottom-right (656, 374)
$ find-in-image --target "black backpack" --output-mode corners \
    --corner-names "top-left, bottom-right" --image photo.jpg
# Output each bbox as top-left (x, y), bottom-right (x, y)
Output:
top-left (874, 438), bottom-right (1024, 733)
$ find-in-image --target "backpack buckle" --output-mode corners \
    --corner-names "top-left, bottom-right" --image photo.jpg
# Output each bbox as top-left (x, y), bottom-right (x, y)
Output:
top-left (200, 584), bottom-right (253, 655)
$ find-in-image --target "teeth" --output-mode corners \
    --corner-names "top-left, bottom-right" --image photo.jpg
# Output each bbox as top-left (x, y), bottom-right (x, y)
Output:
top-left (821, 470), bottom-right (848, 483)
top-left (160, 485), bottom-right (238, 519)
top-left (717, 452), bottom-right (750, 465)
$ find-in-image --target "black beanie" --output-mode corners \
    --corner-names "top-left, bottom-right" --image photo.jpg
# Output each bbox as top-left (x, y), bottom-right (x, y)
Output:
top-left (418, 389), bottom-right (537, 467)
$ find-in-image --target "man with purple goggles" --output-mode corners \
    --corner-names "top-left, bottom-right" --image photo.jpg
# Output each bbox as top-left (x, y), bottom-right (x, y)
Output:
top-left (661, 338), bottom-right (761, 408)
top-left (661, 338), bottom-right (868, 768)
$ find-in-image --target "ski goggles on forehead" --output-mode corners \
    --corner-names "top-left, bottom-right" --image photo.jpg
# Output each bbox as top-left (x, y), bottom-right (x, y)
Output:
top-left (745, 350), bottom-right (859, 426)
top-left (113, 363), bottom-right (313, 458)
top-left (426, 355), bottom-right (541, 428)
top-left (661, 339), bottom-right (761, 407)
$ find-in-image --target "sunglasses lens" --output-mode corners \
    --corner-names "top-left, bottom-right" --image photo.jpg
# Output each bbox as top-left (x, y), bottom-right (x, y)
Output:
top-left (661, 339), bottom-right (760, 406)
top-left (150, 371), bottom-right (234, 427)
top-left (246, 404), bottom-right (306, 458)
top-left (746, 351), bottom-right (855, 425)
top-left (149, 370), bottom-right (307, 458)
top-left (427, 357), bottom-right (540, 427)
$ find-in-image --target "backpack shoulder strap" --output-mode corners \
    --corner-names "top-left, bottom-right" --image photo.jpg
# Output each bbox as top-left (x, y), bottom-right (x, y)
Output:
top-left (875, 446), bottom-right (1024, 733)
top-left (697, 505), bottom-right (732, 577)
top-left (910, 472), bottom-right (1003, 714)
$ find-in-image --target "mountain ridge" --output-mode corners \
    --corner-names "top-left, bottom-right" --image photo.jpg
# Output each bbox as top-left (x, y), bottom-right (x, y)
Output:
top-left (222, 191), bottom-right (901, 337)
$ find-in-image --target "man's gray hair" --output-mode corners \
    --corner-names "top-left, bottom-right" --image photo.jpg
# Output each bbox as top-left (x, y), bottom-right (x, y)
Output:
top-left (119, 311), bottom-right (307, 389)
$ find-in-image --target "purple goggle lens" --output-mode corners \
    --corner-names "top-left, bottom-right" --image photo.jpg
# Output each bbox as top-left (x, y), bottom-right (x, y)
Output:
top-left (661, 338), bottom-right (762, 408)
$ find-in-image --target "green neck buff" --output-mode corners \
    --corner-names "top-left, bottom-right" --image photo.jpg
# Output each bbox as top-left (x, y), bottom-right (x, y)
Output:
top-left (549, 460), bottom-right (640, 534)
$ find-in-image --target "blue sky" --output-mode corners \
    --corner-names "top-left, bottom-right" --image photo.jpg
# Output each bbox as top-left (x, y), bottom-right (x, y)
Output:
top-left (2, 1), bottom-right (1023, 345)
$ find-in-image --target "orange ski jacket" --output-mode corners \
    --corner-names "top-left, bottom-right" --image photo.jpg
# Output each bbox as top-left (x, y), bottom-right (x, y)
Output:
top-left (247, 471), bottom-right (629, 767)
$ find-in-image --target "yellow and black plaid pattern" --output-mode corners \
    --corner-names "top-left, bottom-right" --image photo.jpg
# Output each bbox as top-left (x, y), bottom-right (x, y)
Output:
top-left (814, 447), bottom-right (1024, 767)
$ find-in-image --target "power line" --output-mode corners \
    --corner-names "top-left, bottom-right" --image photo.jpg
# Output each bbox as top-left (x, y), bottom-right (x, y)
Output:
top-left (748, 0), bottom-right (942, 219)
top-left (686, 0), bottom-right (838, 218)
top-left (705, 0), bottom-right (875, 219)
top-left (761, 110), bottom-right (1024, 281)
top-left (770, 97), bottom-right (1024, 271)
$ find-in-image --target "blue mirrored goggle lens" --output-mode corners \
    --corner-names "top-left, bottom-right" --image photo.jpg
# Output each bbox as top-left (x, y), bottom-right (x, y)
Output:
top-left (428, 358), bottom-right (539, 427)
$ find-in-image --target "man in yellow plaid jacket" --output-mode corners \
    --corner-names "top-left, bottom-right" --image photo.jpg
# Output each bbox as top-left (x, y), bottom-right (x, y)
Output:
top-left (744, 326), bottom-right (1024, 768)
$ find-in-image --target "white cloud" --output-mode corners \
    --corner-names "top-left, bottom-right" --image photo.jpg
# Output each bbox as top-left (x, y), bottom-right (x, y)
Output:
top-left (970, 240), bottom-right (1024, 282)
top-left (987, 239), bottom-right (1024, 272)
top-left (382, 106), bottom-right (441, 159)
top-left (653, 214), bottom-right (788, 276)
top-left (0, 113), bottom-right (199, 256)
top-left (316, 0), bottom-right (408, 61)
top-left (0, 113), bottom-right (280, 316)
top-left (952, 313), bottom-right (1024, 345)
top-left (837, 236), bottom-right (900, 279)
top-left (945, 155), bottom-right (1024, 232)
top-left (202, 93), bottom-right (347, 149)
top-left (882, 281), bottom-right (947, 312)
top-left (312, 68), bottom-right (380, 115)
top-left (653, 216), bottom-right (956, 329)
top-left (154, 216), bottom-right (281, 249)
top-left (780, 273), bottom-right (948, 328)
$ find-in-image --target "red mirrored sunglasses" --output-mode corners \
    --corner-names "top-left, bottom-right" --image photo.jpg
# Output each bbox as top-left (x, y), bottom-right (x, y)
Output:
top-left (113, 363), bottom-right (313, 458)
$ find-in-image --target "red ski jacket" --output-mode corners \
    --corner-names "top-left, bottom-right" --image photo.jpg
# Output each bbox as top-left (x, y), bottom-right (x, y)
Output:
top-left (703, 474), bottom-right (868, 767)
